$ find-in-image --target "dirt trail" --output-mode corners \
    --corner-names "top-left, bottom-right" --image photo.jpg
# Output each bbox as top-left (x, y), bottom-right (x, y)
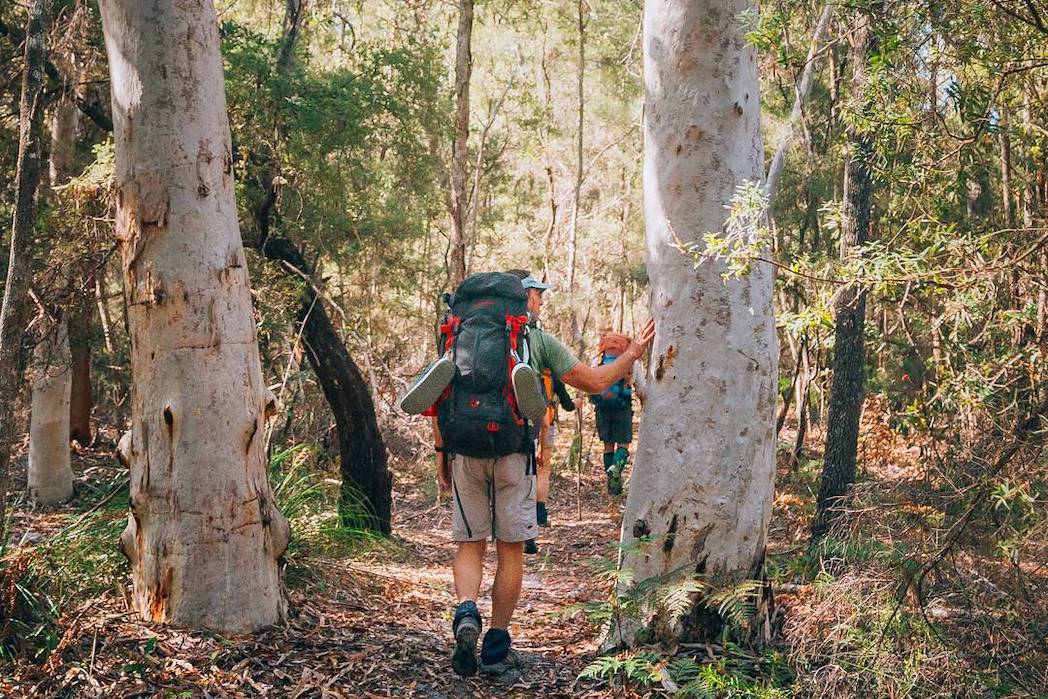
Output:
top-left (4, 453), bottom-right (628, 698)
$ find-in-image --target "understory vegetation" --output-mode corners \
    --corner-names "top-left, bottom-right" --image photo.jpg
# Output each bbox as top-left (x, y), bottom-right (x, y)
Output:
top-left (0, 0), bottom-right (1045, 696)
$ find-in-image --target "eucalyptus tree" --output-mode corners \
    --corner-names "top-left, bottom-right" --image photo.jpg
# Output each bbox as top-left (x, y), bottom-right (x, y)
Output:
top-left (99, 0), bottom-right (287, 631)
top-left (613, 0), bottom-right (776, 645)
top-left (0, 0), bottom-right (51, 526)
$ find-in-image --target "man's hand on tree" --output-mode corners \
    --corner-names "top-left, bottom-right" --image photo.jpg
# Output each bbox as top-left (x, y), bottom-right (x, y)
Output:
top-left (627, 318), bottom-right (656, 360)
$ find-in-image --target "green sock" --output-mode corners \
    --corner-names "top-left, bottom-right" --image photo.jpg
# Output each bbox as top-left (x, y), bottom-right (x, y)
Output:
top-left (603, 451), bottom-right (614, 470)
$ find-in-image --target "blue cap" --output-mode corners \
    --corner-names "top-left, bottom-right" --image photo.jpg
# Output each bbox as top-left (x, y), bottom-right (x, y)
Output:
top-left (521, 275), bottom-right (551, 292)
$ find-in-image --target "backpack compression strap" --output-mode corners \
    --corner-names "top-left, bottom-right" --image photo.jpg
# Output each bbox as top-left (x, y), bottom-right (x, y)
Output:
top-left (422, 316), bottom-right (461, 418)
top-left (439, 315), bottom-right (460, 353)
top-left (506, 314), bottom-right (529, 364)
top-left (504, 314), bottom-right (531, 426)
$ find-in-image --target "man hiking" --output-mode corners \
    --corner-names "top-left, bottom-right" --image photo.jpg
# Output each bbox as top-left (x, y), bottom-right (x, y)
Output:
top-left (589, 330), bottom-right (646, 495)
top-left (399, 271), bottom-right (654, 677)
top-left (505, 269), bottom-right (575, 555)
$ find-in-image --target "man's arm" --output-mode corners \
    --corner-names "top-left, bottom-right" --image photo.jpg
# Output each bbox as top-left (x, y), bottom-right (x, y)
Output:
top-left (432, 417), bottom-right (451, 490)
top-left (560, 318), bottom-right (655, 394)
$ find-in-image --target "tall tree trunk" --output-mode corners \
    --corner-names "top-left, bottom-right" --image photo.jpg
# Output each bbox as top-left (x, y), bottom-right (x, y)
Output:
top-left (613, 0), bottom-right (776, 647)
top-left (791, 341), bottom-right (812, 468)
top-left (0, 0), bottom-right (51, 528)
top-left (764, 3), bottom-right (834, 207)
top-left (811, 15), bottom-right (874, 542)
top-left (567, 0), bottom-right (587, 354)
top-left (261, 237), bottom-right (392, 534)
top-left (248, 0), bottom-right (390, 533)
top-left (28, 80), bottom-right (81, 493)
top-left (49, 75), bottom-right (94, 446)
top-left (68, 286), bottom-right (93, 445)
top-left (99, 0), bottom-right (288, 632)
top-left (28, 319), bottom-right (73, 504)
top-left (448, 0), bottom-right (473, 287)
top-left (776, 337), bottom-right (802, 436)
top-left (61, 9), bottom-right (95, 451)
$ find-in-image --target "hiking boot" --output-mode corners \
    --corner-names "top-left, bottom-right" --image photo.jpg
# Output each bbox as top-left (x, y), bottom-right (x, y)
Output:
top-left (524, 538), bottom-right (539, 555)
top-left (511, 363), bottom-right (547, 421)
top-left (606, 466), bottom-right (623, 496)
top-left (479, 628), bottom-right (520, 676)
top-left (451, 600), bottom-right (482, 677)
top-left (398, 355), bottom-right (456, 415)
top-left (479, 648), bottom-right (523, 676)
top-left (536, 501), bottom-right (549, 527)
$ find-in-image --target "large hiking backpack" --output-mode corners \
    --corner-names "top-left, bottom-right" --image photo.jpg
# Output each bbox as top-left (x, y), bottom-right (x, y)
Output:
top-left (589, 353), bottom-right (632, 410)
top-left (436, 272), bottom-right (533, 458)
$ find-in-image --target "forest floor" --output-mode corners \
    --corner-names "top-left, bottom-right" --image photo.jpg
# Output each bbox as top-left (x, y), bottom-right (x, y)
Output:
top-left (1, 406), bottom-right (1046, 698)
top-left (0, 423), bottom-right (655, 698)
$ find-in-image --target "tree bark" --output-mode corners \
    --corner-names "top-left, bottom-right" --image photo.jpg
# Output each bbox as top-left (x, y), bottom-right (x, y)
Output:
top-left (0, 0), bottom-right (51, 528)
top-left (447, 0), bottom-right (474, 287)
top-left (260, 237), bottom-right (392, 534)
top-left (790, 341), bottom-right (813, 468)
top-left (28, 80), bottom-right (80, 496)
top-left (764, 3), bottom-right (834, 208)
top-left (49, 74), bottom-right (94, 446)
top-left (811, 15), bottom-right (874, 542)
top-left (28, 319), bottom-right (73, 504)
top-left (68, 288), bottom-right (93, 446)
top-left (776, 337), bottom-right (803, 436)
top-left (613, 0), bottom-right (776, 647)
top-left (247, 0), bottom-right (390, 534)
top-left (99, 0), bottom-right (288, 632)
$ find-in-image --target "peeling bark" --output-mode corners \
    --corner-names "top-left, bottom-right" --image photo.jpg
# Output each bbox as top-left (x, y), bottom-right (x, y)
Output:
top-left (99, 0), bottom-right (287, 632)
top-left (613, 0), bottom-right (776, 647)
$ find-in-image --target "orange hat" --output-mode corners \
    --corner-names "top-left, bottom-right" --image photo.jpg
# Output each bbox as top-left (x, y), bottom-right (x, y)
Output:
top-left (598, 332), bottom-right (631, 356)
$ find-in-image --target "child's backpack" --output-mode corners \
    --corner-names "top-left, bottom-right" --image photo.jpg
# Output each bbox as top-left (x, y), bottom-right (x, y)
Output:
top-left (435, 272), bottom-right (533, 457)
top-left (589, 352), bottom-right (632, 410)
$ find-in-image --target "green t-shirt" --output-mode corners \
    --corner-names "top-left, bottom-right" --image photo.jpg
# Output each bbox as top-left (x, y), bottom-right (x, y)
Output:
top-left (527, 327), bottom-right (579, 377)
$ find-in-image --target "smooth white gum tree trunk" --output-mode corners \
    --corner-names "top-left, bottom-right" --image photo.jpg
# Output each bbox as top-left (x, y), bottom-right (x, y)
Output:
top-left (28, 319), bottom-right (73, 505)
top-left (98, 0), bottom-right (289, 632)
top-left (615, 0), bottom-right (776, 645)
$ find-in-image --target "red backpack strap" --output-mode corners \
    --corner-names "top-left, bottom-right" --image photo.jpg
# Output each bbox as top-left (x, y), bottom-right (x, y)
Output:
top-left (503, 314), bottom-right (530, 426)
top-left (505, 314), bottom-right (529, 360)
top-left (440, 315), bottom-right (461, 353)
top-left (424, 315), bottom-right (460, 417)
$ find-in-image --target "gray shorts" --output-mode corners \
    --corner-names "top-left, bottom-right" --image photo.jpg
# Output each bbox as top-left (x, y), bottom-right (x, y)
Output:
top-left (450, 453), bottom-right (537, 543)
top-left (596, 406), bottom-right (633, 444)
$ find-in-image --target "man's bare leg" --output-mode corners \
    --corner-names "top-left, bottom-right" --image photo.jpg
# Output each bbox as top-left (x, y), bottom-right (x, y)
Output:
top-left (451, 540), bottom-right (486, 677)
top-left (490, 539), bottom-right (524, 628)
top-left (453, 540), bottom-right (486, 602)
